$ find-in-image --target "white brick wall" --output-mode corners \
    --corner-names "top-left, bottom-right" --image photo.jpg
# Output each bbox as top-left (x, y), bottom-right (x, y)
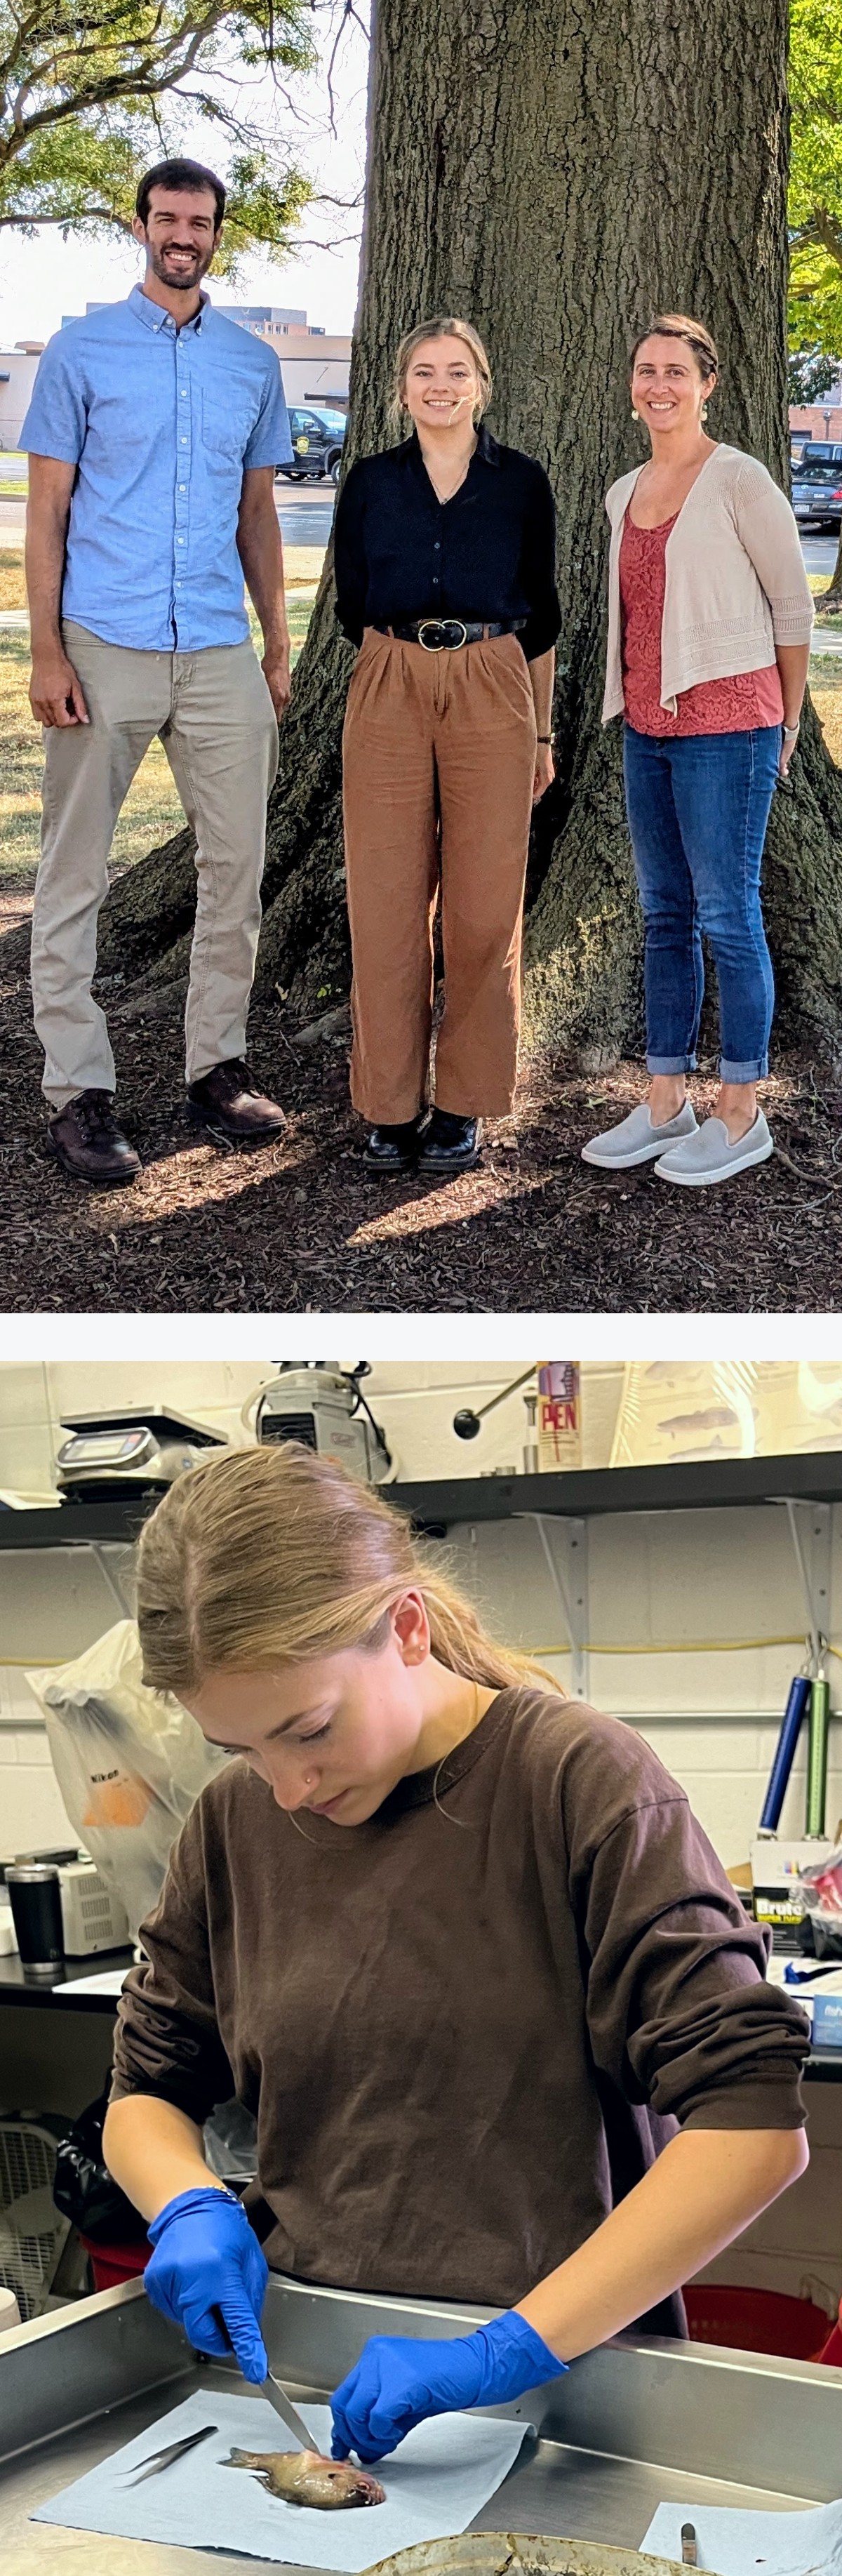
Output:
top-left (0, 1722), bottom-right (77, 1850)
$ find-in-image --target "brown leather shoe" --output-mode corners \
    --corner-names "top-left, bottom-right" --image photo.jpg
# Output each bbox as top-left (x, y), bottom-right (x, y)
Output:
top-left (47, 1090), bottom-right (142, 1187)
top-left (186, 1057), bottom-right (287, 1143)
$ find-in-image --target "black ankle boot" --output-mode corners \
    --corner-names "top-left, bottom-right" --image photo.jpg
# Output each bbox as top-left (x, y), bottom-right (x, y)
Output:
top-left (417, 1110), bottom-right (481, 1172)
top-left (363, 1115), bottom-right (424, 1173)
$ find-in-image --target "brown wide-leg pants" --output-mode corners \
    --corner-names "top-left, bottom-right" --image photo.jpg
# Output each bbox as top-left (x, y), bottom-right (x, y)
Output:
top-left (342, 628), bottom-right (537, 1122)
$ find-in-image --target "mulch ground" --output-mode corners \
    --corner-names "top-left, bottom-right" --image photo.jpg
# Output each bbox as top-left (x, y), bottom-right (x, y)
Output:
top-left (1, 879), bottom-right (841, 1314)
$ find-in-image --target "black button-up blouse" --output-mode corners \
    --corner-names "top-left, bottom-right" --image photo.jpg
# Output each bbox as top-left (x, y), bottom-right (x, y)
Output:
top-left (333, 424), bottom-right (561, 663)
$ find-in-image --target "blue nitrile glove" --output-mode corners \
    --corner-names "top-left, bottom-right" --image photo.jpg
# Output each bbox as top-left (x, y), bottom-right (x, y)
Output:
top-left (145, 2186), bottom-right (269, 2382)
top-left (330, 2310), bottom-right (567, 2462)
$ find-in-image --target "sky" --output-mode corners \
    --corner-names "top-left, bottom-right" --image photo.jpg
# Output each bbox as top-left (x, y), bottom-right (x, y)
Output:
top-left (0, 6), bottom-right (369, 349)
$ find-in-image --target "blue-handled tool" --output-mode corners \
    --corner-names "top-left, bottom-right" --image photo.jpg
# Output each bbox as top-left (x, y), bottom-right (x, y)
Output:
top-left (759, 1673), bottom-right (811, 1833)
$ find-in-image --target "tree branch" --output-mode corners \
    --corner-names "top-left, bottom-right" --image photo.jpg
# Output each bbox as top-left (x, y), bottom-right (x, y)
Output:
top-left (811, 206), bottom-right (842, 269)
top-left (0, 201), bottom-right (136, 229)
top-left (1, 6), bottom-right (233, 157)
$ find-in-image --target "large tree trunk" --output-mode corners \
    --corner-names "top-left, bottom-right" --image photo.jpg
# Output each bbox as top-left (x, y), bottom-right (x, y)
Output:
top-left (98, 0), bottom-right (842, 1063)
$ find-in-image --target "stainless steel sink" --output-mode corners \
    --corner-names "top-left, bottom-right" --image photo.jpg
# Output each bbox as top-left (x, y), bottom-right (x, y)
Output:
top-left (0, 2273), bottom-right (838, 2574)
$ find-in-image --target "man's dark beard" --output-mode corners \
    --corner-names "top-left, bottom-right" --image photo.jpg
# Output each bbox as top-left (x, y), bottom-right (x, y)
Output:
top-left (146, 241), bottom-right (215, 286)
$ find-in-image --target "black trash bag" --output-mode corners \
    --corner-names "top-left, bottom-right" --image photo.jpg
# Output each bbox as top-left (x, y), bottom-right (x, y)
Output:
top-left (53, 2092), bottom-right (149, 2244)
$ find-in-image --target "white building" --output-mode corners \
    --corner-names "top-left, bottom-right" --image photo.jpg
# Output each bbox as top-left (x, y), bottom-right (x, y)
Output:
top-left (214, 304), bottom-right (352, 410)
top-left (0, 344), bottom-right (45, 449)
top-left (54, 297), bottom-right (352, 413)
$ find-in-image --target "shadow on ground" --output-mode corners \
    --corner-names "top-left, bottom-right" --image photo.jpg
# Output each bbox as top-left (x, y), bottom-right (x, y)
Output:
top-left (1, 901), bottom-right (839, 1314)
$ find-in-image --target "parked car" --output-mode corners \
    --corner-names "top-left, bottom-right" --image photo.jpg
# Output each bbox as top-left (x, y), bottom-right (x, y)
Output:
top-left (796, 440), bottom-right (842, 466)
top-left (791, 458), bottom-right (842, 529)
top-left (276, 407), bottom-right (347, 484)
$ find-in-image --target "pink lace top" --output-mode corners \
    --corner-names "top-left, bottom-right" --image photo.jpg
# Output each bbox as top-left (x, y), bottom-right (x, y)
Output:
top-left (620, 512), bottom-right (784, 735)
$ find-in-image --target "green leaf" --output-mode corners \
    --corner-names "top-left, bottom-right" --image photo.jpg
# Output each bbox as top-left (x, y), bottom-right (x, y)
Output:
top-left (0, 0), bottom-right (316, 265)
top-left (789, 0), bottom-right (842, 361)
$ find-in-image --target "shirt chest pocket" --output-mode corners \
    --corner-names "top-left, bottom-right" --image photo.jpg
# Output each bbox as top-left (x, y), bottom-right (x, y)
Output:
top-left (201, 385), bottom-right (260, 469)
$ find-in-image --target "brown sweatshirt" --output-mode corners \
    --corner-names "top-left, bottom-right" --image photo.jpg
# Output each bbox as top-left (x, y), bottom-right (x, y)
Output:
top-left (110, 1689), bottom-right (809, 2336)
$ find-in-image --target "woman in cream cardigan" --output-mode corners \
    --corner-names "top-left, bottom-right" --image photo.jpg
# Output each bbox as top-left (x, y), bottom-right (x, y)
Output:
top-left (583, 313), bottom-right (814, 1188)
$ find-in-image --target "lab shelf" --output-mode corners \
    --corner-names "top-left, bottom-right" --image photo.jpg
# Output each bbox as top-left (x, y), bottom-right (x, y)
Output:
top-left (0, 1501), bottom-right (149, 1548)
top-left (389, 1451), bottom-right (842, 1531)
top-left (4, 1449), bottom-right (842, 1548)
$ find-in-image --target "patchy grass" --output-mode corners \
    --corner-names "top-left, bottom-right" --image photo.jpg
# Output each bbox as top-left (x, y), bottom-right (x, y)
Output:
top-left (0, 550), bottom-right (25, 609)
top-left (807, 568), bottom-right (842, 628)
top-left (0, 564), bottom-right (317, 881)
top-left (805, 654), bottom-right (842, 762)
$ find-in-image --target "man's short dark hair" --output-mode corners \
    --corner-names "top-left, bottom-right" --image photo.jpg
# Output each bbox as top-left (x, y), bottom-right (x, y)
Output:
top-left (136, 159), bottom-right (226, 231)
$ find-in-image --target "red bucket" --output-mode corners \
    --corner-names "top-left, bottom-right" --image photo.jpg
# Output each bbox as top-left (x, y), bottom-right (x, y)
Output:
top-left (683, 2285), bottom-right (831, 2360)
top-left (81, 2235), bottom-right (151, 2293)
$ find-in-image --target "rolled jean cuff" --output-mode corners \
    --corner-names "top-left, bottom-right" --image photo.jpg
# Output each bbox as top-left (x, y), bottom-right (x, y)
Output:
top-left (646, 1053), bottom-right (697, 1075)
top-left (720, 1055), bottom-right (768, 1082)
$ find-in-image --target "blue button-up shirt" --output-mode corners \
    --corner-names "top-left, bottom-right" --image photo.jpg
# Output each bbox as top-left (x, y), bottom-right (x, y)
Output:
top-left (20, 284), bottom-right (293, 651)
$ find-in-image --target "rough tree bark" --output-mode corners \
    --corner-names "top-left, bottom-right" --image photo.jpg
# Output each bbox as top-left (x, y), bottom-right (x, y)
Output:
top-left (97, 0), bottom-right (842, 1065)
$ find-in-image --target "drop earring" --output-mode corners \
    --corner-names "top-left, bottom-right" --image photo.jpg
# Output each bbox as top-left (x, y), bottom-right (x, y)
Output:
top-left (701, 404), bottom-right (708, 421)
top-left (632, 407), bottom-right (639, 420)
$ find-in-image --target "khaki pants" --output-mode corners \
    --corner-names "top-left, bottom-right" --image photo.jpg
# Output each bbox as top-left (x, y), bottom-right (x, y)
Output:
top-left (32, 621), bottom-right (279, 1109)
top-left (342, 629), bottom-right (537, 1122)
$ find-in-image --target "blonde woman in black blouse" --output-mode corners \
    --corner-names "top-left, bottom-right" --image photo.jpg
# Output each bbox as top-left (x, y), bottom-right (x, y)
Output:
top-left (333, 317), bottom-right (561, 1176)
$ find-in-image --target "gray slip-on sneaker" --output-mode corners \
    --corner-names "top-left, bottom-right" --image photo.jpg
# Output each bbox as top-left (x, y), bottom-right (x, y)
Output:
top-left (654, 1110), bottom-right (773, 1187)
top-left (581, 1098), bottom-right (698, 1170)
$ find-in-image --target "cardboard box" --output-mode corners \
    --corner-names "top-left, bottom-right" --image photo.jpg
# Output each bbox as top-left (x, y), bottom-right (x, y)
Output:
top-left (751, 1835), bottom-right (835, 1927)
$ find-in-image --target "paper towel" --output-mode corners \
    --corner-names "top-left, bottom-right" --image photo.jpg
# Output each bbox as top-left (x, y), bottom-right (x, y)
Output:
top-left (32, 2392), bottom-right (531, 2568)
top-left (641, 2493), bottom-right (842, 2574)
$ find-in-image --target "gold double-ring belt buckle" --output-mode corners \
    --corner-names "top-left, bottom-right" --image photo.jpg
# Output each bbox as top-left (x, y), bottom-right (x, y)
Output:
top-left (417, 618), bottom-right (469, 651)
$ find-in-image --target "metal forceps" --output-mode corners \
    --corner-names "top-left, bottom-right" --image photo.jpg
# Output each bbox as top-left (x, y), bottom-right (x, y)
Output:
top-left (121, 2422), bottom-right (219, 2483)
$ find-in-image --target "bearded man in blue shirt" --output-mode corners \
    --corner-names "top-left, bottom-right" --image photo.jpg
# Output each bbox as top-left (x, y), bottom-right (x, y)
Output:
top-left (22, 157), bottom-right (293, 1184)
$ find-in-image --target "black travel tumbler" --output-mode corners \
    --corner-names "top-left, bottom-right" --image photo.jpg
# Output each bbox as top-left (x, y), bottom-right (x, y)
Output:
top-left (6, 1862), bottom-right (65, 1974)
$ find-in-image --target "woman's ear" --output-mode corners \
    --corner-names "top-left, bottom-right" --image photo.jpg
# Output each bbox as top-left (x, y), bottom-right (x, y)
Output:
top-left (391, 1589), bottom-right (430, 1665)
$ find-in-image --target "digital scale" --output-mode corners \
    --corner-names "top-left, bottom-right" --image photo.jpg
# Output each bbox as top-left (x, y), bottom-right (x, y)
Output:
top-left (55, 1407), bottom-right (226, 1505)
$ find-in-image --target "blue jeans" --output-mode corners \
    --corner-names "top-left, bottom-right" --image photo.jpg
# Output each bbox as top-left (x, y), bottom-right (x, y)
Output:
top-left (622, 723), bottom-right (780, 1082)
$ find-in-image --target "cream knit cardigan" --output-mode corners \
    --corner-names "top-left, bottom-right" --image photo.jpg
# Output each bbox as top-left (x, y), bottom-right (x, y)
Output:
top-left (601, 442), bottom-right (815, 724)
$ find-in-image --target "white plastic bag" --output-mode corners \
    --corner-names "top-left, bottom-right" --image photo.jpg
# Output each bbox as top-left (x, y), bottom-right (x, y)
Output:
top-left (27, 1621), bottom-right (230, 1940)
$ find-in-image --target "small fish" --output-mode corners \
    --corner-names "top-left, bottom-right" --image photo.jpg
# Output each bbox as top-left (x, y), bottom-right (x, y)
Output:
top-left (660, 1405), bottom-right (742, 1434)
top-left (225, 2446), bottom-right (385, 2509)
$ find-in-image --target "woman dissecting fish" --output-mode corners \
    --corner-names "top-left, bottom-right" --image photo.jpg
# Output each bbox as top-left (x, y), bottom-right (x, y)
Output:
top-left (102, 1445), bottom-right (810, 2476)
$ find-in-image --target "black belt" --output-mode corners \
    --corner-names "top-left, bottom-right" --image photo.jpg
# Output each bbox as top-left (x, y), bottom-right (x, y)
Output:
top-left (373, 618), bottom-right (526, 651)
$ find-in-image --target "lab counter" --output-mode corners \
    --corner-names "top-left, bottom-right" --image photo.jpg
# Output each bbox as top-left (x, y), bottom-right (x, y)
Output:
top-left (0, 1947), bottom-right (135, 2010)
top-left (1, 2275), bottom-right (841, 2575)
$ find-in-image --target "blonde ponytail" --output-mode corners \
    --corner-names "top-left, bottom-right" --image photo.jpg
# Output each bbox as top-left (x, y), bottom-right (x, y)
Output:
top-left (136, 1445), bottom-right (564, 1700)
